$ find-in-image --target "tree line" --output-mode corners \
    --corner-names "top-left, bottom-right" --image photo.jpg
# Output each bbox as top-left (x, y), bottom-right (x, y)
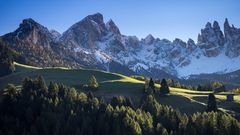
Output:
top-left (0, 76), bottom-right (239, 135)
top-left (132, 76), bottom-right (226, 92)
top-left (0, 38), bottom-right (27, 77)
top-left (0, 39), bottom-right (16, 77)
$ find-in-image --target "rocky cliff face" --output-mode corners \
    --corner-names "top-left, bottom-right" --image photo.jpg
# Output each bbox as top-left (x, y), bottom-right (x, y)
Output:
top-left (106, 19), bottom-right (121, 35)
top-left (197, 21), bottom-right (224, 57)
top-left (60, 13), bottom-right (108, 50)
top-left (1, 13), bottom-right (240, 79)
top-left (224, 18), bottom-right (240, 58)
top-left (1, 19), bottom-right (78, 67)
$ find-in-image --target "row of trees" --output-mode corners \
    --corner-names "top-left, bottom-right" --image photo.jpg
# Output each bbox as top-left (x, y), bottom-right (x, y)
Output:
top-left (196, 82), bottom-right (226, 92)
top-left (156, 78), bottom-right (226, 92)
top-left (80, 75), bottom-right (99, 91)
top-left (142, 76), bottom-right (226, 92)
top-left (147, 77), bottom-right (219, 112)
top-left (233, 88), bottom-right (240, 93)
top-left (146, 78), bottom-right (170, 94)
top-left (0, 39), bottom-right (16, 77)
top-left (0, 76), bottom-right (239, 135)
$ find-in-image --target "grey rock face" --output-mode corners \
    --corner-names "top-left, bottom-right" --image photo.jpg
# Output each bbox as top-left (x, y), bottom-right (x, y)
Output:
top-left (60, 13), bottom-right (108, 49)
top-left (197, 21), bottom-right (224, 57)
top-left (224, 18), bottom-right (240, 58)
top-left (144, 34), bottom-right (155, 45)
top-left (14, 18), bottom-right (54, 47)
top-left (50, 29), bottom-right (61, 40)
top-left (1, 18), bottom-right (74, 67)
top-left (187, 38), bottom-right (197, 52)
top-left (106, 19), bottom-right (121, 35)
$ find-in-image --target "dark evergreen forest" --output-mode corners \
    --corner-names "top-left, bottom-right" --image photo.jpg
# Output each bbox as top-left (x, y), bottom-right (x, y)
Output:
top-left (0, 76), bottom-right (239, 135)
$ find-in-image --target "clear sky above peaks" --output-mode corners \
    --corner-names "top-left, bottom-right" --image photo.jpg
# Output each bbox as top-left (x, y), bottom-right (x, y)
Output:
top-left (0, 0), bottom-right (239, 42)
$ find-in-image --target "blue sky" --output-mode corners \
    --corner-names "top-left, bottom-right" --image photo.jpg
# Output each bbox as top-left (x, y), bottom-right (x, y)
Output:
top-left (0, 0), bottom-right (239, 42)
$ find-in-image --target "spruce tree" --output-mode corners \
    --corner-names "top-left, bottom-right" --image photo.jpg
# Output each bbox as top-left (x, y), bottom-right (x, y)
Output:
top-left (160, 79), bottom-right (170, 94)
top-left (148, 78), bottom-right (155, 90)
top-left (89, 75), bottom-right (99, 89)
top-left (207, 93), bottom-right (217, 112)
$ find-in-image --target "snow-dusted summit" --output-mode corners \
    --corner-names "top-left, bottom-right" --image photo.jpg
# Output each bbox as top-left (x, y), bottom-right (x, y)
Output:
top-left (2, 13), bottom-right (240, 79)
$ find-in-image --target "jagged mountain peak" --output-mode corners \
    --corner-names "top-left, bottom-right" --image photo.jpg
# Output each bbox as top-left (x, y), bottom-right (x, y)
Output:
top-left (2, 17), bottom-right (55, 46)
top-left (187, 38), bottom-right (195, 44)
top-left (173, 38), bottom-right (186, 47)
top-left (22, 18), bottom-right (36, 25)
top-left (82, 13), bottom-right (106, 30)
top-left (85, 13), bottom-right (104, 23)
top-left (60, 13), bottom-right (108, 49)
top-left (19, 18), bottom-right (47, 32)
top-left (187, 38), bottom-right (195, 47)
top-left (223, 18), bottom-right (240, 58)
top-left (205, 22), bottom-right (212, 29)
top-left (50, 29), bottom-right (61, 40)
top-left (224, 18), bottom-right (230, 29)
top-left (68, 13), bottom-right (106, 31)
top-left (197, 20), bottom-right (225, 57)
top-left (106, 19), bottom-right (121, 35)
top-left (22, 18), bottom-right (38, 25)
top-left (213, 21), bottom-right (220, 30)
top-left (144, 34), bottom-right (155, 44)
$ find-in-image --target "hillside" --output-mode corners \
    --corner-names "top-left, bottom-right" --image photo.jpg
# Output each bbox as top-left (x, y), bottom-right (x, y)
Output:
top-left (0, 62), bottom-right (145, 103)
top-left (1, 62), bottom-right (239, 118)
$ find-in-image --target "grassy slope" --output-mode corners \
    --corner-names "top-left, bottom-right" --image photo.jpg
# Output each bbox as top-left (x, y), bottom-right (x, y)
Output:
top-left (0, 62), bottom-right (239, 116)
top-left (0, 62), bottom-right (145, 104)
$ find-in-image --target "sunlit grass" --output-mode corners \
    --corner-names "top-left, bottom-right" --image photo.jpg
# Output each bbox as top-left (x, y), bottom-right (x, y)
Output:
top-left (14, 62), bottom-right (42, 69)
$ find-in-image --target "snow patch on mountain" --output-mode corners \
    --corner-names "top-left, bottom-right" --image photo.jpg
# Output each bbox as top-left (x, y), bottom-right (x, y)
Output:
top-left (95, 50), bottom-right (111, 63)
top-left (177, 53), bottom-right (240, 78)
top-left (132, 63), bottom-right (148, 71)
top-left (74, 47), bottom-right (90, 54)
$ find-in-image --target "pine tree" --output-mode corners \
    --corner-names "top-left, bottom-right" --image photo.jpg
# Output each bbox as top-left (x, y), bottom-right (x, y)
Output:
top-left (48, 81), bottom-right (59, 98)
top-left (4, 84), bottom-right (18, 102)
top-left (35, 76), bottom-right (48, 96)
top-left (207, 93), bottom-right (217, 112)
top-left (197, 85), bottom-right (202, 91)
top-left (148, 78), bottom-right (155, 90)
top-left (89, 75), bottom-right (99, 89)
top-left (160, 79), bottom-right (170, 94)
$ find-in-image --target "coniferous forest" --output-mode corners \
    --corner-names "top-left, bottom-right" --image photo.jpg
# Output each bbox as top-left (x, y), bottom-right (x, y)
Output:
top-left (0, 76), bottom-right (239, 135)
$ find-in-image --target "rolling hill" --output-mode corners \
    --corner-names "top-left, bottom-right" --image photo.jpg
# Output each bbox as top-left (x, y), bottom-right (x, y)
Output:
top-left (0, 62), bottom-right (240, 118)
